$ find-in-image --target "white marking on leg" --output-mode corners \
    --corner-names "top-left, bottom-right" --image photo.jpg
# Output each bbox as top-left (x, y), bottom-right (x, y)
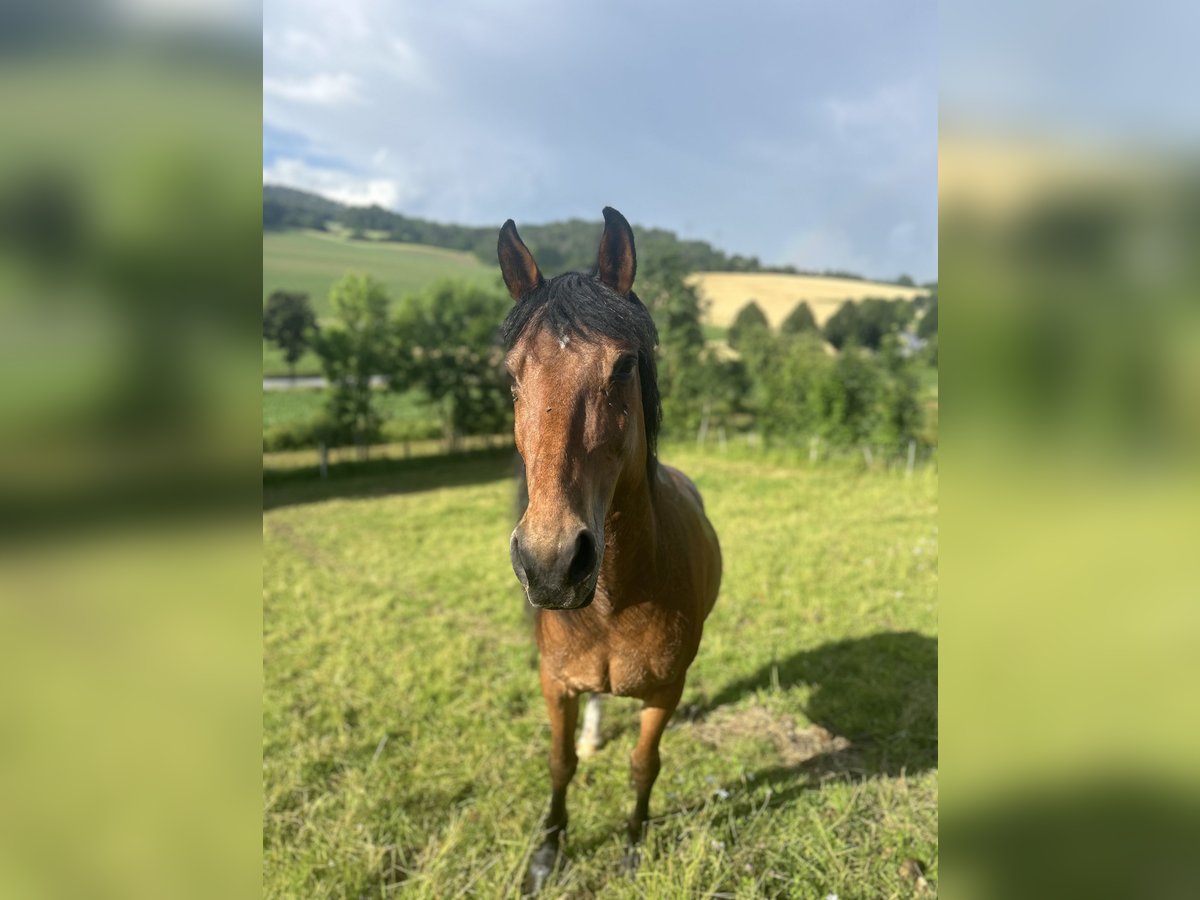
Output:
top-left (577, 694), bottom-right (604, 758)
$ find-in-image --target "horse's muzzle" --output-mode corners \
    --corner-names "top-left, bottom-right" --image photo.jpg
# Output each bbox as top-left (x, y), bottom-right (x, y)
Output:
top-left (510, 524), bottom-right (600, 609)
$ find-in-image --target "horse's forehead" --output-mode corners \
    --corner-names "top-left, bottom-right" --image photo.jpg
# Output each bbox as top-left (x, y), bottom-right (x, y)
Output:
top-left (511, 328), bottom-right (622, 385)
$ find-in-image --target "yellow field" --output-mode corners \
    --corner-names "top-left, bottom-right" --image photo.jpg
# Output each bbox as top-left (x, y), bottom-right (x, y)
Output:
top-left (687, 272), bottom-right (929, 328)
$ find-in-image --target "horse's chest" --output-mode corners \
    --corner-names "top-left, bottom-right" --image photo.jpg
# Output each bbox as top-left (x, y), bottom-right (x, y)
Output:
top-left (547, 608), bottom-right (697, 699)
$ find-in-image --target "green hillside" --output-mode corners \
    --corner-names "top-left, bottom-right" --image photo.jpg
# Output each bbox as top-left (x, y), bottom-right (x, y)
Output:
top-left (263, 230), bottom-right (501, 375)
top-left (264, 229), bottom-right (499, 316)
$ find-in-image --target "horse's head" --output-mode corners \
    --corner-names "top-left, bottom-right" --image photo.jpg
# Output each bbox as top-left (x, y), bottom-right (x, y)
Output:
top-left (499, 207), bottom-right (660, 610)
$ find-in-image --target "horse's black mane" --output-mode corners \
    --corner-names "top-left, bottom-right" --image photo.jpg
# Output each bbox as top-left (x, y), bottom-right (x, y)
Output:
top-left (500, 270), bottom-right (661, 483)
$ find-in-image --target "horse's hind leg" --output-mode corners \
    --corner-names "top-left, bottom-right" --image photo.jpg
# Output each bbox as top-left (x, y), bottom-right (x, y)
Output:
top-left (523, 674), bottom-right (579, 897)
top-left (622, 681), bottom-right (684, 871)
top-left (577, 694), bottom-right (604, 758)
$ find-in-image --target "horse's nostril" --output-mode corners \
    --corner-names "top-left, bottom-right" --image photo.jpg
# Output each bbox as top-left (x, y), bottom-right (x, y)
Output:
top-left (567, 529), bottom-right (597, 586)
top-left (510, 533), bottom-right (530, 587)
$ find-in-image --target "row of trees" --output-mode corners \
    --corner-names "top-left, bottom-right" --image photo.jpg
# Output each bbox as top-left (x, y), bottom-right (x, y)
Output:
top-left (728, 292), bottom-right (937, 354)
top-left (264, 276), bottom-right (511, 454)
top-left (263, 265), bottom-right (937, 456)
top-left (639, 264), bottom-right (936, 450)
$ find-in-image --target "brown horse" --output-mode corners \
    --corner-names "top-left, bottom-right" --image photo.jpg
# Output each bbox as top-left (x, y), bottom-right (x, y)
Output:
top-left (498, 208), bottom-right (722, 893)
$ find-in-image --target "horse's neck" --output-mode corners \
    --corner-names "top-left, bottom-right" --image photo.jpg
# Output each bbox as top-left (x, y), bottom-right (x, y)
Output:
top-left (598, 467), bottom-right (658, 604)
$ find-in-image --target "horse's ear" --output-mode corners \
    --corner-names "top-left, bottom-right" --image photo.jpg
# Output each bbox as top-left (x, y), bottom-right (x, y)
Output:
top-left (596, 206), bottom-right (636, 296)
top-left (497, 219), bottom-right (543, 301)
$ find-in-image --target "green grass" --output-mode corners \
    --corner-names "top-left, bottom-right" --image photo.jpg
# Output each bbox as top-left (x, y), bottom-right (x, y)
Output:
top-left (263, 446), bottom-right (938, 898)
top-left (263, 230), bottom-right (501, 376)
top-left (262, 389), bottom-right (436, 434)
top-left (263, 343), bottom-right (321, 379)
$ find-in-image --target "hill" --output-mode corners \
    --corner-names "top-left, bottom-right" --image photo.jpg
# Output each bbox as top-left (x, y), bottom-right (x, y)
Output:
top-left (263, 184), bottom-right (894, 281)
top-left (264, 229), bottom-right (496, 317)
top-left (688, 272), bottom-right (930, 330)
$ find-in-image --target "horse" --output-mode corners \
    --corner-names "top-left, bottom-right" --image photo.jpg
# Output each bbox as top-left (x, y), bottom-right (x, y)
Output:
top-left (497, 207), bottom-right (722, 894)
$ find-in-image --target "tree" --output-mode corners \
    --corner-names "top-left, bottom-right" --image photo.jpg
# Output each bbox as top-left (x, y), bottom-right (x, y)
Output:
top-left (812, 343), bottom-right (882, 445)
top-left (263, 290), bottom-right (317, 380)
top-left (311, 275), bottom-right (395, 457)
top-left (823, 300), bottom-right (859, 351)
top-left (917, 295), bottom-right (937, 340)
top-left (823, 297), bottom-right (913, 351)
top-left (639, 254), bottom-right (710, 435)
top-left (780, 301), bottom-right (818, 335)
top-left (873, 333), bottom-right (924, 446)
top-left (753, 332), bottom-right (830, 440)
top-left (727, 301), bottom-right (770, 350)
top-left (394, 280), bottom-right (511, 448)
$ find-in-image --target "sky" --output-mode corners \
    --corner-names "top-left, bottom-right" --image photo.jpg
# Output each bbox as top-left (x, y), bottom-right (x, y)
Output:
top-left (263, 0), bottom-right (938, 282)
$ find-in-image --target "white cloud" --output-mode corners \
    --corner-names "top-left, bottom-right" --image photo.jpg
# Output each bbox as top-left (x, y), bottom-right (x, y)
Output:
top-left (263, 73), bottom-right (364, 106)
top-left (264, 158), bottom-right (402, 209)
top-left (825, 80), bottom-right (926, 140)
top-left (263, 29), bottom-right (329, 63)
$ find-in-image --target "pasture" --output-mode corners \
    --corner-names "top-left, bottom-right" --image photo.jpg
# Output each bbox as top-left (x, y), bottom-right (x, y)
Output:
top-left (263, 446), bottom-right (938, 897)
top-left (262, 389), bottom-right (437, 435)
top-left (688, 272), bottom-right (929, 330)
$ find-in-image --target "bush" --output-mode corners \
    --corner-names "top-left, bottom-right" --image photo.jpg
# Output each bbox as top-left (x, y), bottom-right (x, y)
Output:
top-left (263, 419), bottom-right (321, 452)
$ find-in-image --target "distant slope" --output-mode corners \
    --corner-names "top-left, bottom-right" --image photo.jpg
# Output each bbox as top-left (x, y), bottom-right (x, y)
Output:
top-left (264, 184), bottom-right (888, 280)
top-left (264, 230), bottom-right (497, 315)
top-left (688, 272), bottom-right (930, 329)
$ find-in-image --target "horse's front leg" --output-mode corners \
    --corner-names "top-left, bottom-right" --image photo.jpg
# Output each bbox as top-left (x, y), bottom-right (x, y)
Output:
top-left (623, 680), bottom-right (684, 871)
top-left (523, 671), bottom-right (579, 896)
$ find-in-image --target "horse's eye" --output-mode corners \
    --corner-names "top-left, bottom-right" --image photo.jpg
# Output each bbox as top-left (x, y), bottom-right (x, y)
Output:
top-left (611, 354), bottom-right (637, 382)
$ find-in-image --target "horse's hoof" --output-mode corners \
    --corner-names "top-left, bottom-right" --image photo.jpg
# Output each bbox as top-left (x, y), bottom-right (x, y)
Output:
top-left (619, 843), bottom-right (641, 876)
top-left (522, 841), bottom-right (559, 896)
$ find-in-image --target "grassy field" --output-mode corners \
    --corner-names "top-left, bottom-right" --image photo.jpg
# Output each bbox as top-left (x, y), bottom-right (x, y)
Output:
top-left (263, 230), bottom-right (499, 376)
top-left (264, 230), bottom-right (497, 316)
top-left (262, 389), bottom-right (437, 433)
top-left (688, 273), bottom-right (929, 330)
top-left (263, 446), bottom-right (938, 897)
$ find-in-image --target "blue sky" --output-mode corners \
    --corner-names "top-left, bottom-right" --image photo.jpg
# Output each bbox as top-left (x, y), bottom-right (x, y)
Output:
top-left (264, 0), bottom-right (937, 282)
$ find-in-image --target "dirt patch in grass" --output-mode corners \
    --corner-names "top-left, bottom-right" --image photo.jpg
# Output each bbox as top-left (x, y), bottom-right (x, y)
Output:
top-left (689, 704), bottom-right (851, 767)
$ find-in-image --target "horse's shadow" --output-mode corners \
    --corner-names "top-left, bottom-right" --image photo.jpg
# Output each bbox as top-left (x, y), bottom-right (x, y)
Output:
top-left (595, 630), bottom-right (936, 799)
top-left (580, 631), bottom-right (933, 821)
top-left (707, 631), bottom-right (936, 765)
top-left (691, 630), bottom-right (937, 814)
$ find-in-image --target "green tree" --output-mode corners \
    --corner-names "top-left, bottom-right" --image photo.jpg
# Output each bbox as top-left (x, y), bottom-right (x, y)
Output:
top-left (263, 290), bottom-right (317, 380)
top-left (753, 332), bottom-right (830, 441)
top-left (823, 300), bottom-right (859, 351)
top-left (727, 300), bottom-right (770, 350)
top-left (873, 333), bottom-right (924, 446)
top-left (312, 275), bottom-right (395, 457)
top-left (780, 301), bottom-right (818, 335)
top-left (824, 297), bottom-right (913, 351)
top-left (812, 343), bottom-right (882, 445)
top-left (639, 254), bottom-right (710, 435)
top-left (394, 280), bottom-right (511, 447)
top-left (917, 295), bottom-right (938, 339)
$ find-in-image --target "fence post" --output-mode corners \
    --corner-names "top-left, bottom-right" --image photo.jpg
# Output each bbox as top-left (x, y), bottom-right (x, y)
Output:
top-left (906, 440), bottom-right (916, 477)
top-left (718, 426), bottom-right (727, 453)
top-left (862, 445), bottom-right (874, 467)
top-left (319, 443), bottom-right (328, 479)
